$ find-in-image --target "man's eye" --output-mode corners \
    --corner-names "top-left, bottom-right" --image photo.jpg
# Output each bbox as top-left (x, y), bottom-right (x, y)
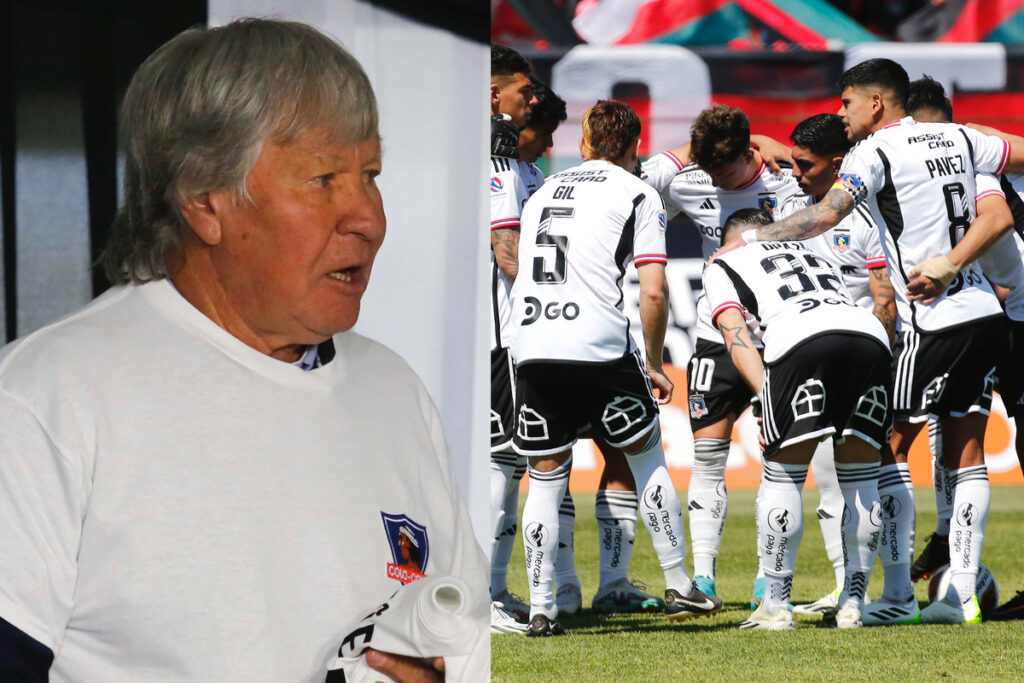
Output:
top-left (312, 173), bottom-right (334, 187)
top-left (364, 170), bottom-right (380, 184)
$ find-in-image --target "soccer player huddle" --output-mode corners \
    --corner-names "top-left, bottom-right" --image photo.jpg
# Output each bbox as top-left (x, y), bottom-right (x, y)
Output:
top-left (489, 44), bottom-right (1024, 635)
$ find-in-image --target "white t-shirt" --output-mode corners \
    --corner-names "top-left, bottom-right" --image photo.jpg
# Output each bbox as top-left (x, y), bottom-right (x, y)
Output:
top-left (489, 156), bottom-right (545, 350)
top-left (781, 194), bottom-right (886, 309)
top-left (975, 172), bottom-right (1024, 322)
top-left (838, 118), bottom-right (1008, 332)
top-left (642, 151), bottom-right (802, 343)
top-left (0, 280), bottom-right (487, 682)
top-left (704, 241), bottom-right (887, 363)
top-left (510, 160), bottom-right (667, 364)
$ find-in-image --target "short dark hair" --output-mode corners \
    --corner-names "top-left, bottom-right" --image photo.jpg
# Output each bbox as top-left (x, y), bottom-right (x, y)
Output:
top-left (907, 75), bottom-right (953, 123)
top-left (690, 105), bottom-right (750, 171)
top-left (491, 43), bottom-right (532, 78)
top-left (527, 77), bottom-right (567, 131)
top-left (790, 114), bottom-right (851, 158)
top-left (722, 208), bottom-right (772, 246)
top-left (838, 58), bottom-right (909, 110)
top-left (581, 100), bottom-right (641, 162)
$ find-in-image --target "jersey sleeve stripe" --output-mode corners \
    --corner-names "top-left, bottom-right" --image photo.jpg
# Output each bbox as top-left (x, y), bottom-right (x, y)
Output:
top-left (634, 253), bottom-right (667, 264)
top-left (662, 151), bottom-right (684, 171)
top-left (997, 139), bottom-right (1010, 176)
top-left (490, 218), bottom-right (520, 230)
top-left (976, 189), bottom-right (1005, 202)
top-left (866, 256), bottom-right (888, 268)
top-left (711, 302), bottom-right (742, 325)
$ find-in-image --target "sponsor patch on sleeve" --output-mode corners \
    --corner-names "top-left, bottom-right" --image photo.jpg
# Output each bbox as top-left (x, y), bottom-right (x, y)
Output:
top-left (831, 173), bottom-right (867, 205)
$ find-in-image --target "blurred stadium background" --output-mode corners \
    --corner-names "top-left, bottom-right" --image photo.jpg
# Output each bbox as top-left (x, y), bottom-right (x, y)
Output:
top-left (494, 0), bottom-right (1024, 491)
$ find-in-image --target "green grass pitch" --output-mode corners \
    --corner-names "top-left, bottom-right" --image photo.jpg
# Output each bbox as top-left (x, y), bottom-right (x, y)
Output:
top-left (492, 486), bottom-right (1024, 681)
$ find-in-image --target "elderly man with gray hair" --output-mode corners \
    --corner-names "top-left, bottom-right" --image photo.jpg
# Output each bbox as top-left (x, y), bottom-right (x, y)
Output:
top-left (0, 18), bottom-right (486, 682)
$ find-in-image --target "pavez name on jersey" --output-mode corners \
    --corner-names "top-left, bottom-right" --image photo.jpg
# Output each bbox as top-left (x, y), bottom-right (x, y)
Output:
top-left (510, 160), bottom-right (667, 364)
top-left (490, 155), bottom-right (545, 350)
top-left (704, 241), bottom-right (887, 363)
top-left (836, 118), bottom-right (1009, 332)
top-left (641, 151), bottom-right (802, 344)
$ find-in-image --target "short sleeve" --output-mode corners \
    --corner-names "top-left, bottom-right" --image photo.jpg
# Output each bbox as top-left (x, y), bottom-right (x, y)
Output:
top-left (853, 209), bottom-right (886, 269)
top-left (837, 143), bottom-right (885, 204)
top-left (489, 162), bottom-right (526, 231)
top-left (633, 190), bottom-right (668, 266)
top-left (640, 152), bottom-right (685, 193)
top-left (702, 261), bottom-right (743, 326)
top-left (960, 126), bottom-right (1011, 176)
top-left (0, 389), bottom-right (85, 651)
top-left (975, 172), bottom-right (1006, 203)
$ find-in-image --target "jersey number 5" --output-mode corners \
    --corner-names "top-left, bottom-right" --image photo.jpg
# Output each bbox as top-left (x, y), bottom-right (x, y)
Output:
top-left (533, 207), bottom-right (573, 284)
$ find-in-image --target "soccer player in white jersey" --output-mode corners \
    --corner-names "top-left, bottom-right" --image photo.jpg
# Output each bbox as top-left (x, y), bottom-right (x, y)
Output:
top-left (705, 209), bottom-right (891, 630)
top-left (641, 105), bottom-right (802, 603)
top-left (510, 100), bottom-right (722, 636)
top-left (488, 43), bottom-right (539, 633)
top-left (779, 113), bottom-right (897, 618)
top-left (715, 58), bottom-right (1024, 625)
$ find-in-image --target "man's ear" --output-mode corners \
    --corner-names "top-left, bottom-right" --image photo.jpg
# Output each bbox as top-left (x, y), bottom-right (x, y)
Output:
top-left (178, 192), bottom-right (223, 246)
top-left (743, 148), bottom-right (755, 164)
top-left (490, 83), bottom-right (502, 114)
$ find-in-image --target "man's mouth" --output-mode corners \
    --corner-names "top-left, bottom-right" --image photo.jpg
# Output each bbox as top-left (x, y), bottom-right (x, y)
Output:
top-left (328, 269), bottom-right (354, 282)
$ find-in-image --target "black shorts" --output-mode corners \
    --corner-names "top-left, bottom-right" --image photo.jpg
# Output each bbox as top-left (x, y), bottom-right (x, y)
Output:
top-left (686, 338), bottom-right (756, 431)
top-left (513, 349), bottom-right (659, 456)
top-left (491, 346), bottom-right (516, 452)
top-left (760, 333), bottom-right (892, 458)
top-left (997, 319), bottom-right (1024, 418)
top-left (891, 318), bottom-right (1003, 423)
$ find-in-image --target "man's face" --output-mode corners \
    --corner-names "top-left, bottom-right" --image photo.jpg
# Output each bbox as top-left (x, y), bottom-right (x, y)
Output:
top-left (706, 149), bottom-right (755, 191)
top-left (791, 144), bottom-right (840, 197)
top-left (518, 123), bottom-right (557, 164)
top-left (838, 86), bottom-right (877, 142)
top-left (493, 72), bottom-right (536, 128)
top-left (206, 132), bottom-right (385, 346)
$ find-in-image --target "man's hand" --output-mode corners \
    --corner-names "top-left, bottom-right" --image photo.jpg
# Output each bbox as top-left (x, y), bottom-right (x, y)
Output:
top-left (907, 255), bottom-right (958, 304)
top-left (750, 134), bottom-right (793, 175)
top-left (490, 114), bottom-right (520, 159)
top-left (647, 363), bottom-right (673, 404)
top-left (365, 649), bottom-right (444, 683)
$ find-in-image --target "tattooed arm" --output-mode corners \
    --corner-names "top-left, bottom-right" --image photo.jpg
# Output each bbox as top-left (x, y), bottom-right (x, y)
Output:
top-left (757, 186), bottom-right (854, 242)
top-left (868, 266), bottom-right (898, 345)
top-left (714, 308), bottom-right (763, 394)
top-left (490, 228), bottom-right (520, 283)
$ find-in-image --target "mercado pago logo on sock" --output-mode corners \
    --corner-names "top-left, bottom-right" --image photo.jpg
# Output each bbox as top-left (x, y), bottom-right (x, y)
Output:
top-left (381, 512), bottom-right (429, 584)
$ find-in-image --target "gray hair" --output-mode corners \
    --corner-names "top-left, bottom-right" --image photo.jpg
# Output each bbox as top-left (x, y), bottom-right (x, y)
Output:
top-left (102, 18), bottom-right (379, 284)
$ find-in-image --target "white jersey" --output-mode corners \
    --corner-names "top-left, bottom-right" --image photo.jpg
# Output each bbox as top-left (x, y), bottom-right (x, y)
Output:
top-left (975, 172), bottom-right (1024, 322)
top-left (781, 193), bottom-right (886, 309)
top-left (838, 117), bottom-right (1008, 332)
top-left (510, 159), bottom-right (667, 364)
top-left (489, 156), bottom-right (545, 350)
top-left (704, 241), bottom-right (888, 363)
top-left (642, 151), bottom-right (802, 343)
top-left (0, 281), bottom-right (488, 681)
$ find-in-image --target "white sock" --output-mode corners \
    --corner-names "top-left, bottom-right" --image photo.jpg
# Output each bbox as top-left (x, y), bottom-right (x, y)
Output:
top-left (877, 463), bottom-right (915, 602)
top-left (759, 461), bottom-right (807, 612)
top-left (835, 461), bottom-right (881, 610)
top-left (930, 420), bottom-right (953, 536)
top-left (811, 440), bottom-right (845, 590)
top-left (947, 465), bottom-right (990, 603)
top-left (491, 457), bottom-right (527, 597)
top-left (522, 457), bottom-right (571, 619)
top-left (595, 489), bottom-right (637, 587)
top-left (489, 451), bottom-right (518, 596)
top-left (754, 477), bottom-right (765, 581)
top-left (688, 438), bottom-right (730, 579)
top-left (554, 488), bottom-right (579, 588)
top-left (625, 426), bottom-right (690, 593)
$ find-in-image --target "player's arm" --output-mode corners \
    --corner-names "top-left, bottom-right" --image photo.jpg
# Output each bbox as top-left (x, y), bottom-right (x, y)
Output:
top-left (659, 135), bottom-right (791, 174)
top-left (966, 123), bottom-right (1024, 173)
top-left (636, 261), bottom-right (673, 404)
top-left (714, 307), bottom-right (763, 394)
top-left (908, 193), bottom-right (1014, 304)
top-left (490, 228), bottom-right (520, 283)
top-left (868, 266), bottom-right (897, 345)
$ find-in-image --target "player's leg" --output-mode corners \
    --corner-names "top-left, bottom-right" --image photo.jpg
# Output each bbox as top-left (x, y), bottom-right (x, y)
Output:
top-left (553, 485), bottom-right (582, 615)
top-left (912, 418), bottom-right (952, 582)
top-left (490, 452), bottom-right (529, 621)
top-left (792, 440), bottom-right (845, 616)
top-left (591, 439), bottom-right (663, 613)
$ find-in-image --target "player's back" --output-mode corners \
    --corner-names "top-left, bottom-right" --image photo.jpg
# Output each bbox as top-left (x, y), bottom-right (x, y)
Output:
top-left (705, 241), bottom-right (887, 362)
top-left (510, 160), bottom-right (665, 364)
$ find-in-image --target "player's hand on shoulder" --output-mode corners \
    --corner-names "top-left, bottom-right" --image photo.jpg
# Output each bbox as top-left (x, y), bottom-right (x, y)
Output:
top-left (750, 134), bottom-right (792, 175)
top-left (365, 649), bottom-right (444, 683)
top-left (646, 364), bottom-right (673, 404)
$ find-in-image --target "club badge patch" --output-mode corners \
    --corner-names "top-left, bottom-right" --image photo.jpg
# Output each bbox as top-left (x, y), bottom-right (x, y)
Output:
top-left (757, 194), bottom-right (777, 213)
top-left (689, 394), bottom-right (709, 419)
top-left (833, 232), bottom-right (851, 251)
top-left (381, 512), bottom-right (429, 584)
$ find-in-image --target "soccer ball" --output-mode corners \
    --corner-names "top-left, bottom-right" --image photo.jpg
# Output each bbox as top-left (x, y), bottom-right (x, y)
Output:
top-left (927, 563), bottom-right (999, 615)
